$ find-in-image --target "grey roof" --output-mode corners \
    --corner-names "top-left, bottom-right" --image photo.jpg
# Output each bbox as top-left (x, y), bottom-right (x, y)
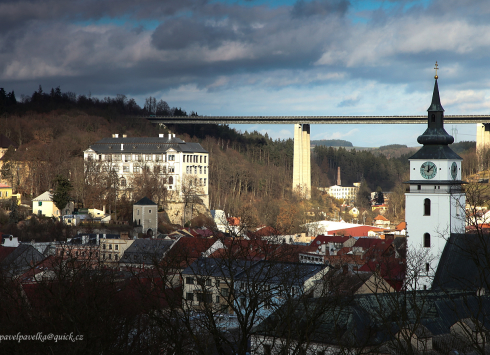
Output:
top-left (0, 244), bottom-right (45, 276)
top-left (182, 258), bottom-right (251, 279)
top-left (252, 290), bottom-right (490, 349)
top-left (134, 197), bottom-right (157, 206)
top-left (119, 239), bottom-right (175, 265)
top-left (427, 79), bottom-right (444, 112)
top-left (235, 261), bottom-right (327, 287)
top-left (433, 233), bottom-right (490, 291)
top-left (88, 137), bottom-right (208, 154)
top-left (409, 144), bottom-right (462, 160)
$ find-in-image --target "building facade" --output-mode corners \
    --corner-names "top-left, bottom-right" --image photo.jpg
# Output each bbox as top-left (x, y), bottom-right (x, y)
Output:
top-left (83, 133), bottom-right (209, 207)
top-left (405, 76), bottom-right (466, 290)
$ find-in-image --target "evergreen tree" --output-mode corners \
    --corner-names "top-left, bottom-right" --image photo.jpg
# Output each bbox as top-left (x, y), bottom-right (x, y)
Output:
top-left (52, 175), bottom-right (72, 213)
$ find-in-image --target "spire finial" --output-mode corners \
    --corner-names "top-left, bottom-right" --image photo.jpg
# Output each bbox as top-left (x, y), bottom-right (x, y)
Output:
top-left (434, 61), bottom-right (439, 79)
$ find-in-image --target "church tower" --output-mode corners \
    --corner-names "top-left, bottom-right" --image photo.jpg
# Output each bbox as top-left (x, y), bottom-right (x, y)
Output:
top-left (405, 64), bottom-right (466, 290)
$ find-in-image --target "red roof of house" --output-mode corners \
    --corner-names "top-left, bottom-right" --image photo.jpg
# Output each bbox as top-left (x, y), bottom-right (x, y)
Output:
top-left (374, 215), bottom-right (389, 221)
top-left (359, 260), bottom-right (405, 291)
top-left (0, 183), bottom-right (12, 188)
top-left (227, 217), bottom-right (241, 226)
top-left (248, 226), bottom-right (280, 238)
top-left (353, 237), bottom-right (392, 250)
top-left (395, 222), bottom-right (406, 231)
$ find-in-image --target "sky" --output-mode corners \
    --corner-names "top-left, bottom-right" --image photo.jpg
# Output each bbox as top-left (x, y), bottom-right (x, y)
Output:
top-left (1, 0), bottom-right (489, 147)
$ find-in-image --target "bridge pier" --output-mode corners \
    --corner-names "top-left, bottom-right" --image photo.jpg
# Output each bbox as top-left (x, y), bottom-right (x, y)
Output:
top-left (293, 124), bottom-right (311, 199)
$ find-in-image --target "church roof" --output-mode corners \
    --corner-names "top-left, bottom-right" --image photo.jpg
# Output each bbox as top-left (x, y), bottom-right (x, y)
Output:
top-left (409, 144), bottom-right (461, 160)
top-left (427, 79), bottom-right (444, 112)
top-left (433, 233), bottom-right (490, 291)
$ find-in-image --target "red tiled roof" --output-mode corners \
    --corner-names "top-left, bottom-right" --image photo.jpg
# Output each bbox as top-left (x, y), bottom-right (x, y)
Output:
top-left (354, 237), bottom-right (391, 249)
top-left (395, 222), bottom-right (406, 231)
top-left (374, 215), bottom-right (389, 221)
top-left (0, 183), bottom-right (12, 188)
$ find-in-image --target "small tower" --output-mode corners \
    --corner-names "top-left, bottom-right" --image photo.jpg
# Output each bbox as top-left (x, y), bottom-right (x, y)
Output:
top-left (405, 63), bottom-right (466, 290)
top-left (133, 197), bottom-right (158, 237)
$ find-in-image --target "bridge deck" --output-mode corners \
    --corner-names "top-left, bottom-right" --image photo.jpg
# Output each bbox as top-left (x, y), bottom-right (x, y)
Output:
top-left (145, 115), bottom-right (490, 124)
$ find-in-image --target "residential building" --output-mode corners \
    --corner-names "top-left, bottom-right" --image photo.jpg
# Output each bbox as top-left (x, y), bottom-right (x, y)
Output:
top-left (0, 183), bottom-right (12, 201)
top-left (83, 133), bottom-right (209, 207)
top-left (119, 238), bottom-right (176, 269)
top-left (325, 182), bottom-right (360, 202)
top-left (182, 258), bottom-right (250, 313)
top-left (234, 261), bottom-right (328, 324)
top-left (0, 244), bottom-right (45, 277)
top-left (32, 191), bottom-right (74, 218)
top-left (133, 197), bottom-right (158, 236)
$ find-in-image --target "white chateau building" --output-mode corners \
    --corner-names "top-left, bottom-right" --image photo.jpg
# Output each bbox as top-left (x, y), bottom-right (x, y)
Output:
top-left (83, 133), bottom-right (209, 207)
top-left (405, 75), bottom-right (465, 290)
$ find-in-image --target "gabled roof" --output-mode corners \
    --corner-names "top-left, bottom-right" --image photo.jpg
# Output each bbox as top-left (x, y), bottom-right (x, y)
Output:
top-left (88, 136), bottom-right (208, 154)
top-left (327, 225), bottom-right (388, 237)
top-left (32, 191), bottom-right (53, 202)
top-left (0, 183), bottom-right (12, 188)
top-left (134, 197), bottom-right (157, 206)
top-left (353, 238), bottom-right (391, 250)
top-left (119, 239), bottom-right (175, 265)
top-left (374, 215), bottom-right (389, 221)
top-left (0, 244), bottom-right (45, 276)
top-left (395, 222), bottom-right (406, 231)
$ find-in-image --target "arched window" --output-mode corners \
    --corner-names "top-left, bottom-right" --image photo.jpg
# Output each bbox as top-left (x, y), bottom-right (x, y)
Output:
top-left (120, 178), bottom-right (126, 187)
top-left (169, 176), bottom-right (173, 184)
top-left (424, 198), bottom-right (431, 216)
top-left (424, 233), bottom-right (431, 248)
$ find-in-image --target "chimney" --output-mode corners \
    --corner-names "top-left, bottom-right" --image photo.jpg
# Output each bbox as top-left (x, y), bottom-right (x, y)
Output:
top-left (102, 205), bottom-right (106, 214)
top-left (337, 167), bottom-right (341, 186)
top-left (159, 134), bottom-right (164, 138)
top-left (168, 133), bottom-right (172, 139)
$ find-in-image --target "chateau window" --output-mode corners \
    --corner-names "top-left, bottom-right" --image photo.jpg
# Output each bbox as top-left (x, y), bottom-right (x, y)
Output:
top-left (200, 155), bottom-right (202, 163)
top-left (194, 167), bottom-right (197, 174)
top-left (120, 178), bottom-right (126, 187)
top-left (168, 155), bottom-right (175, 161)
top-left (115, 245), bottom-right (119, 250)
top-left (133, 166), bottom-right (140, 173)
top-left (113, 155), bottom-right (121, 161)
top-left (145, 155), bottom-right (152, 161)
top-left (424, 233), bottom-right (431, 248)
top-left (38, 202), bottom-right (42, 206)
top-left (199, 166), bottom-right (202, 174)
top-left (204, 166), bottom-right (207, 174)
top-left (169, 167), bottom-right (175, 173)
top-left (200, 178), bottom-right (203, 186)
top-left (135, 155), bottom-right (141, 161)
top-left (424, 198), bottom-right (431, 216)
top-left (204, 156), bottom-right (207, 164)
top-left (123, 166), bottom-right (129, 173)
top-left (168, 176), bottom-right (173, 184)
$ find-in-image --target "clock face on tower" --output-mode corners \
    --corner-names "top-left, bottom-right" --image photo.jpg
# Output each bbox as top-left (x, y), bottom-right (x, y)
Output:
top-left (451, 162), bottom-right (458, 180)
top-left (420, 161), bottom-right (437, 179)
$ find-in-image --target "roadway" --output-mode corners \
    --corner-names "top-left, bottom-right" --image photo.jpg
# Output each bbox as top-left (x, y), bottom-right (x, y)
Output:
top-left (144, 115), bottom-right (490, 124)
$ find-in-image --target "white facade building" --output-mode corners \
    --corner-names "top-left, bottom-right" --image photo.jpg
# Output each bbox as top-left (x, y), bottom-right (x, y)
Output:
top-left (83, 133), bottom-right (209, 207)
top-left (324, 182), bottom-right (360, 202)
top-left (405, 77), bottom-right (466, 290)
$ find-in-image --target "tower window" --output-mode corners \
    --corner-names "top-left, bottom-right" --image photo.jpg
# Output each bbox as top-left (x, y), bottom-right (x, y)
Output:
top-left (417, 185), bottom-right (421, 190)
top-left (426, 263), bottom-right (430, 273)
top-left (431, 114), bottom-right (435, 122)
top-left (424, 198), bottom-right (431, 216)
top-left (424, 233), bottom-right (431, 248)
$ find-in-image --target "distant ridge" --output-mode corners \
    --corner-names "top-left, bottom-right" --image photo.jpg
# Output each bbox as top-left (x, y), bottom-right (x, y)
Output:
top-left (310, 139), bottom-right (353, 147)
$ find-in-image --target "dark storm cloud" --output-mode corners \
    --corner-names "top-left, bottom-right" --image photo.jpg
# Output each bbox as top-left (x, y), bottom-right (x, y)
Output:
top-left (1, 0), bottom-right (490, 106)
top-left (151, 19), bottom-right (236, 50)
top-left (291, 0), bottom-right (350, 18)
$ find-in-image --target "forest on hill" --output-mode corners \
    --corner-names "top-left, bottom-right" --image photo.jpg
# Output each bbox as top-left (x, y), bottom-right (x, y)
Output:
top-left (1, 86), bottom-right (422, 229)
